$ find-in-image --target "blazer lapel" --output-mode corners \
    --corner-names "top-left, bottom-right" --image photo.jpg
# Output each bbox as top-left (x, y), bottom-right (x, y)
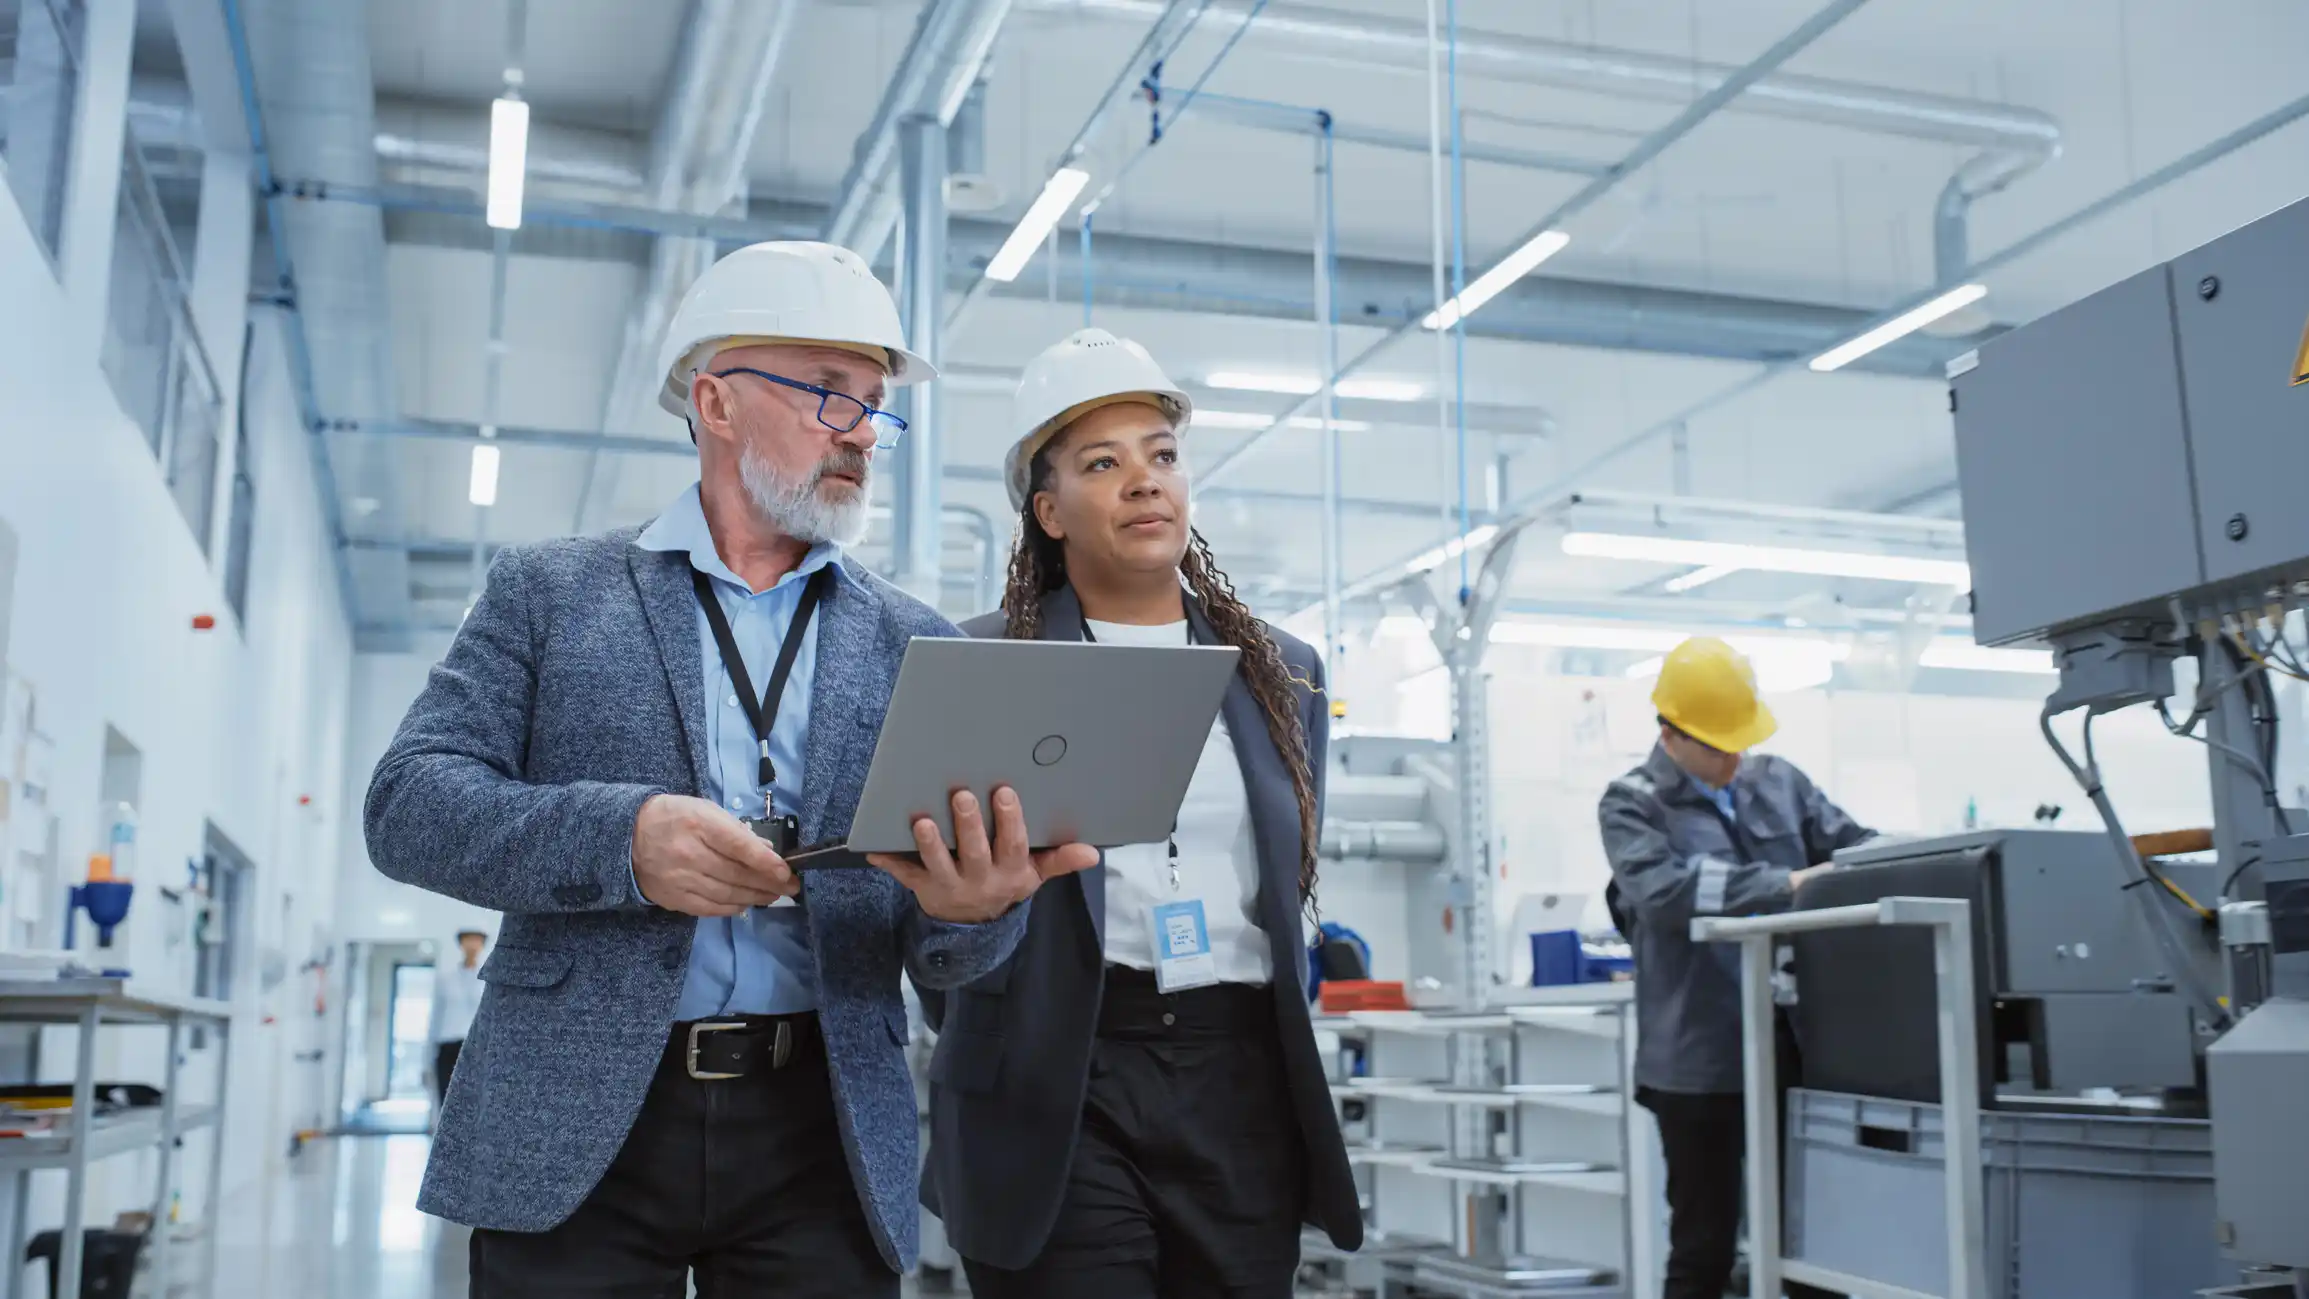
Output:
top-left (1038, 586), bottom-right (1105, 941)
top-left (628, 545), bottom-right (710, 790)
top-left (1189, 598), bottom-right (1308, 980)
top-left (800, 561), bottom-right (884, 844)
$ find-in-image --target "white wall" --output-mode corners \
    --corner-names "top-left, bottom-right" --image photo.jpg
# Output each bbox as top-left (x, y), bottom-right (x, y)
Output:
top-left (0, 126), bottom-right (352, 1242)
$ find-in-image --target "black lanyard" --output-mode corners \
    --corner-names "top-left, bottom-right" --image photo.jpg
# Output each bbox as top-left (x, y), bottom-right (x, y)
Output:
top-left (691, 565), bottom-right (832, 792)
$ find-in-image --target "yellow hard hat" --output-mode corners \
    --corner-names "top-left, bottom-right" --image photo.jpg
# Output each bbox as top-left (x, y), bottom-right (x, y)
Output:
top-left (1651, 636), bottom-right (1777, 753)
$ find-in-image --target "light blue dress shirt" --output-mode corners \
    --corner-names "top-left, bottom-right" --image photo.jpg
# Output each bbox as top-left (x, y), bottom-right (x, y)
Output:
top-left (635, 484), bottom-right (842, 1018)
top-left (1691, 773), bottom-right (1738, 826)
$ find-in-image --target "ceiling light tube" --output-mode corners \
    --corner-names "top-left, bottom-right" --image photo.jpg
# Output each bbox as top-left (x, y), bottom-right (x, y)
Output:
top-left (1562, 531), bottom-right (1970, 587)
top-left (468, 443), bottom-right (501, 507)
top-left (1809, 283), bottom-right (1989, 372)
top-left (1663, 564), bottom-right (1741, 593)
top-left (1917, 640), bottom-right (2056, 675)
top-left (486, 96), bottom-right (530, 231)
top-left (1192, 410), bottom-right (1372, 432)
top-left (1423, 229), bottom-right (1571, 331)
top-left (984, 167), bottom-right (1090, 283)
top-left (1406, 523), bottom-right (1500, 574)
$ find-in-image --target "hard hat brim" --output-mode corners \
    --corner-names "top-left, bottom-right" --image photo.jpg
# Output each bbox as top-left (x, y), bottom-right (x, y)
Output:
top-left (1669, 699), bottom-right (1778, 754)
top-left (655, 337), bottom-right (936, 419)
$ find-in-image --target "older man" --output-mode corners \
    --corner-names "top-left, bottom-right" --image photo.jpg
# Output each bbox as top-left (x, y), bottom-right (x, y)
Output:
top-left (367, 241), bottom-right (1095, 1297)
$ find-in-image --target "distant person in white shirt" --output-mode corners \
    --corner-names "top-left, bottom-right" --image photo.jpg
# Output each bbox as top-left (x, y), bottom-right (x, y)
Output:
top-left (429, 929), bottom-right (488, 1107)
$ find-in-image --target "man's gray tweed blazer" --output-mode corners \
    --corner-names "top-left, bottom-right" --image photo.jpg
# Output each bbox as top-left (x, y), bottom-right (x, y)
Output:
top-left (363, 525), bottom-right (1027, 1272)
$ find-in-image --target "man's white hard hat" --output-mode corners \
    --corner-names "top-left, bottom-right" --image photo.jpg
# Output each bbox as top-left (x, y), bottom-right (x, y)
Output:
top-left (654, 240), bottom-right (933, 419)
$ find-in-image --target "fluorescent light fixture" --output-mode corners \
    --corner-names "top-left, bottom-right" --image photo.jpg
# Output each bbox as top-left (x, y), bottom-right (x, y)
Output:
top-left (1423, 229), bottom-right (1571, 330)
top-left (1335, 377), bottom-right (1427, 403)
top-left (468, 443), bottom-right (502, 506)
top-left (1809, 283), bottom-right (1989, 372)
top-left (1664, 564), bottom-right (1741, 593)
top-left (486, 96), bottom-right (530, 230)
top-left (1406, 523), bottom-right (1500, 574)
top-left (1202, 372), bottom-right (1425, 403)
top-left (1917, 640), bottom-right (2056, 675)
top-left (1562, 531), bottom-right (1971, 588)
top-left (1192, 409), bottom-right (1372, 433)
top-left (1625, 655), bottom-right (1666, 679)
top-left (985, 167), bottom-right (1090, 282)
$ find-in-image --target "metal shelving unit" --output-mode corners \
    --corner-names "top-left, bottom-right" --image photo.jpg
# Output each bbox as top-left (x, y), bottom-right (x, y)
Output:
top-left (0, 980), bottom-right (231, 1299)
top-left (1309, 985), bottom-right (1657, 1299)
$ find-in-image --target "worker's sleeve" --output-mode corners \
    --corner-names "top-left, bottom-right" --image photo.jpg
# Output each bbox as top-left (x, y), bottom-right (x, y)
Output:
top-left (1791, 764), bottom-right (1878, 865)
top-left (364, 547), bottom-right (664, 915)
top-left (894, 885), bottom-right (1030, 992)
top-left (1598, 778), bottom-right (1795, 929)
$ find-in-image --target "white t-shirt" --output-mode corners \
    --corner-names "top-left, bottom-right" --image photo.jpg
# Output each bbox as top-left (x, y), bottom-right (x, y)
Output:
top-left (430, 961), bottom-right (485, 1045)
top-left (1085, 618), bottom-right (1272, 985)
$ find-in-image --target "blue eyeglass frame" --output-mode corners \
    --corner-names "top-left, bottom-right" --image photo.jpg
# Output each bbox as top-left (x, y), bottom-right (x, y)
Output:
top-left (711, 367), bottom-right (909, 449)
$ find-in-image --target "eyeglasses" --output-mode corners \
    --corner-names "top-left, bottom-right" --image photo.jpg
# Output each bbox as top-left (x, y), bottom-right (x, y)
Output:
top-left (711, 367), bottom-right (908, 449)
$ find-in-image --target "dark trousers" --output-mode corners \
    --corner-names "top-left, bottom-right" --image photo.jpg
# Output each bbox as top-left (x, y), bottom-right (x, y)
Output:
top-left (468, 1016), bottom-right (894, 1299)
top-left (963, 967), bottom-right (1308, 1299)
top-left (433, 1040), bottom-right (463, 1107)
top-left (1637, 1018), bottom-right (1837, 1299)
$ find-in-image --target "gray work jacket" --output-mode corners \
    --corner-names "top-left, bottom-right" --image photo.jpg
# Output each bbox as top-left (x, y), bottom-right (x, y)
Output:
top-left (1598, 744), bottom-right (1873, 1095)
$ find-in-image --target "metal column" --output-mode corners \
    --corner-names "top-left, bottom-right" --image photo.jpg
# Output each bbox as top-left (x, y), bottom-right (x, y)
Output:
top-left (57, 1006), bottom-right (99, 1299)
top-left (1313, 118), bottom-right (1344, 678)
top-left (892, 113), bottom-right (948, 605)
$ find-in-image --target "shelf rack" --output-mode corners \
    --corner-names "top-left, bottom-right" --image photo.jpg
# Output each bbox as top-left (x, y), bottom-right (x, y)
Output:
top-left (0, 980), bottom-right (231, 1299)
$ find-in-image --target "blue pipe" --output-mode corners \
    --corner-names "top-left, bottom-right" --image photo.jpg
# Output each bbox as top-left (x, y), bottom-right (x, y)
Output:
top-left (220, 0), bottom-right (362, 629)
top-left (1081, 210), bottom-right (1095, 325)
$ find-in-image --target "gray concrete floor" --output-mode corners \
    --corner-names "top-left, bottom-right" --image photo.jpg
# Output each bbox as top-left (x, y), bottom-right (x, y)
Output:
top-left (201, 1135), bottom-right (950, 1299)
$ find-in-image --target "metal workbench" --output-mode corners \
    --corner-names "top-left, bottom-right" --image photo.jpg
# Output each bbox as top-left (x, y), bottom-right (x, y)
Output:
top-left (0, 980), bottom-right (230, 1299)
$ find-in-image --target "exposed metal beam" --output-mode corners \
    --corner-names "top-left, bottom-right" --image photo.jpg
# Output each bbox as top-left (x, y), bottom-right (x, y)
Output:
top-left (1320, 87), bottom-right (2309, 615)
top-left (1197, 0), bottom-right (1879, 487)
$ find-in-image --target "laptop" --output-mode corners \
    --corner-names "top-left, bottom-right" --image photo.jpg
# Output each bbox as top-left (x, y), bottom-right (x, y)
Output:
top-left (788, 636), bottom-right (1243, 868)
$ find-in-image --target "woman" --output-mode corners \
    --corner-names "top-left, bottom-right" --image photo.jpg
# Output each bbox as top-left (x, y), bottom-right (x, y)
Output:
top-left (921, 328), bottom-right (1361, 1298)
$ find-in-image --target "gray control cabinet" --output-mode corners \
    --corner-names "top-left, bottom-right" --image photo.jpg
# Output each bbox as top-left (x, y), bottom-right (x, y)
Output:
top-left (1951, 195), bottom-right (2309, 644)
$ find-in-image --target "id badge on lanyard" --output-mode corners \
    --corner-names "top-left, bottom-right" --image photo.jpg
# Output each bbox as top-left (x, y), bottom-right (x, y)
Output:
top-left (1150, 898), bottom-right (1219, 992)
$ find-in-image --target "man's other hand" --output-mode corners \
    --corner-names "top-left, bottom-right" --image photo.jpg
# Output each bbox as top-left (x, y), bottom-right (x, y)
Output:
top-left (632, 795), bottom-right (800, 917)
top-left (869, 786), bottom-right (1099, 924)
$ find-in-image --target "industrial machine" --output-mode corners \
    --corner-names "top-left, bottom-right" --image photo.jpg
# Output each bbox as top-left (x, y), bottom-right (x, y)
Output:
top-left (1920, 192), bottom-right (2309, 1294)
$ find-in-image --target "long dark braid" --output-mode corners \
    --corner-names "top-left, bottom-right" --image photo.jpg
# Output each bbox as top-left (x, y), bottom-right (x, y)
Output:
top-left (1002, 450), bottom-right (1321, 905)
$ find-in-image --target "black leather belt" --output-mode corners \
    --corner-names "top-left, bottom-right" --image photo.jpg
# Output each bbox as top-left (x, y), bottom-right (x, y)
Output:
top-left (673, 1014), bottom-right (817, 1081)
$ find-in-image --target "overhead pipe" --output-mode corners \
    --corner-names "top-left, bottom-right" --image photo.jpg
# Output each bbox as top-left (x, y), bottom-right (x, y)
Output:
top-left (230, 0), bottom-right (411, 636)
top-left (822, 0), bottom-right (1016, 261)
top-left (1187, 91), bottom-right (1607, 177)
top-left (892, 113), bottom-right (950, 604)
top-left (1015, 0), bottom-right (2060, 154)
top-left (285, 127), bottom-right (1968, 380)
top-left (573, 0), bottom-right (801, 533)
top-left (336, 416), bottom-right (1468, 519)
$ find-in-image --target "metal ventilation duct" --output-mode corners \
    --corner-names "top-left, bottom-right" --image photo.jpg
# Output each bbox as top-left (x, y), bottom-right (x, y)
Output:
top-left (240, 0), bottom-right (413, 639)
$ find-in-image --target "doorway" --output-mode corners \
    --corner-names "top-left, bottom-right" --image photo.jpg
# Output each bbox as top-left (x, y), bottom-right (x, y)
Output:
top-left (336, 940), bottom-right (439, 1135)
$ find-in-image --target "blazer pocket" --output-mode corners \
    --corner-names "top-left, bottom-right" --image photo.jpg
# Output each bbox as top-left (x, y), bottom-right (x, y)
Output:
top-left (930, 1029), bottom-right (1004, 1096)
top-left (478, 946), bottom-right (572, 990)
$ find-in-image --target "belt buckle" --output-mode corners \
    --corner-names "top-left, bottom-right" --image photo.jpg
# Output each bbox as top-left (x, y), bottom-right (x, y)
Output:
top-left (685, 1021), bottom-right (748, 1081)
top-left (684, 1020), bottom-right (794, 1080)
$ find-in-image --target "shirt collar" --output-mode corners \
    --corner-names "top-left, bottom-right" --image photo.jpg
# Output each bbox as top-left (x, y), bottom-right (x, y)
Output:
top-left (637, 483), bottom-right (845, 594)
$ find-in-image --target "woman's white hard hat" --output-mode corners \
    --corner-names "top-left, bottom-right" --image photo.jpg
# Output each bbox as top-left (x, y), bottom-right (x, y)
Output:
top-left (654, 240), bottom-right (934, 418)
top-left (1004, 328), bottom-right (1192, 511)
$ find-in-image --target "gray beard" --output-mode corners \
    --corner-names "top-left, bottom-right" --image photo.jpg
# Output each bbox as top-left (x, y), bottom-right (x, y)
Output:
top-left (739, 444), bottom-right (872, 548)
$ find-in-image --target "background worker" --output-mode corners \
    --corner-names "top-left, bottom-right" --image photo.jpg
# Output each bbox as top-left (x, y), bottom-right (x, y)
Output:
top-left (365, 240), bottom-right (1094, 1297)
top-left (1598, 636), bottom-right (1873, 1299)
top-left (427, 928), bottom-right (488, 1109)
top-left (920, 328), bottom-right (1361, 1297)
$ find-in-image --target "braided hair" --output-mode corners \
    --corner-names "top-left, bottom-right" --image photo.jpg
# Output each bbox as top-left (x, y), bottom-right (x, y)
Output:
top-left (1002, 443), bottom-right (1322, 906)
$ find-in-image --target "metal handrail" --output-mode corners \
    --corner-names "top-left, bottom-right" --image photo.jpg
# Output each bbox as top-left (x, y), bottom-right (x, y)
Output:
top-left (1691, 896), bottom-right (1989, 1299)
